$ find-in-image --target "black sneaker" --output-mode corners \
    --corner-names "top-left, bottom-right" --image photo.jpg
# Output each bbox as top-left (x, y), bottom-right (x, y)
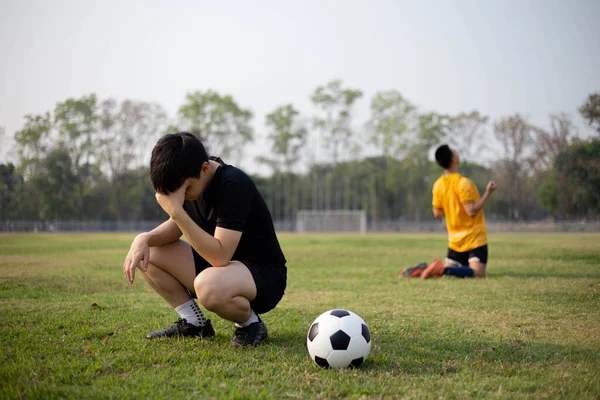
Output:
top-left (146, 319), bottom-right (215, 339)
top-left (231, 319), bottom-right (268, 347)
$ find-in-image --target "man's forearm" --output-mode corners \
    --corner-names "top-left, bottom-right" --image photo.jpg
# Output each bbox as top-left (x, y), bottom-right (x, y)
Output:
top-left (471, 192), bottom-right (491, 215)
top-left (171, 212), bottom-right (227, 267)
top-left (139, 219), bottom-right (182, 247)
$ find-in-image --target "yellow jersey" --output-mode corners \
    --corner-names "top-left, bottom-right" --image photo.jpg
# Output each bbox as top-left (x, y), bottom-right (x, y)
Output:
top-left (432, 173), bottom-right (487, 252)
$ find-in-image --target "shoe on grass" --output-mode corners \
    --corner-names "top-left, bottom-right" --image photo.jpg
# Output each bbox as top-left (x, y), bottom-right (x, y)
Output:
top-left (421, 258), bottom-right (446, 279)
top-left (231, 319), bottom-right (268, 347)
top-left (399, 262), bottom-right (427, 278)
top-left (146, 318), bottom-right (215, 339)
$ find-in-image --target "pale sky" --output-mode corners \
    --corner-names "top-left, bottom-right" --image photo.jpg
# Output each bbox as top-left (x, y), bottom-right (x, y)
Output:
top-left (1, 0), bottom-right (599, 173)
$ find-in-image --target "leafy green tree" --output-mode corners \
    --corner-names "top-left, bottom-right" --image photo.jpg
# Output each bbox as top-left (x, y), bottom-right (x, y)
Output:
top-left (14, 113), bottom-right (53, 179)
top-left (311, 80), bottom-right (363, 164)
top-left (311, 80), bottom-right (363, 210)
top-left (537, 169), bottom-right (559, 216)
top-left (54, 94), bottom-right (98, 167)
top-left (0, 163), bottom-right (23, 220)
top-left (13, 113), bottom-right (54, 218)
top-left (367, 90), bottom-right (415, 159)
top-left (536, 96), bottom-right (600, 218)
top-left (99, 99), bottom-right (167, 219)
top-left (259, 104), bottom-right (307, 173)
top-left (0, 126), bottom-right (7, 162)
top-left (365, 91), bottom-right (415, 221)
top-left (531, 114), bottom-right (576, 219)
top-left (402, 112), bottom-right (450, 220)
top-left (579, 92), bottom-right (600, 135)
top-left (54, 94), bottom-right (99, 218)
top-left (30, 146), bottom-right (77, 221)
top-left (175, 90), bottom-right (253, 162)
top-left (541, 138), bottom-right (600, 218)
top-left (79, 174), bottom-right (112, 220)
top-left (415, 112), bottom-right (450, 152)
top-left (257, 104), bottom-right (307, 220)
top-left (99, 98), bottom-right (134, 178)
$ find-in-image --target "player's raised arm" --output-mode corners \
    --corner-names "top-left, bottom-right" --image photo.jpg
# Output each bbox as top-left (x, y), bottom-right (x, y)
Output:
top-left (463, 181), bottom-right (496, 217)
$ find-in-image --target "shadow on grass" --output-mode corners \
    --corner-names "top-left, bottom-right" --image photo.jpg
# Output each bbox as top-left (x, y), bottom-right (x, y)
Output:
top-left (268, 330), bottom-right (308, 350)
top-left (491, 271), bottom-right (600, 279)
top-left (363, 333), bottom-right (600, 375)
top-left (266, 320), bottom-right (600, 376)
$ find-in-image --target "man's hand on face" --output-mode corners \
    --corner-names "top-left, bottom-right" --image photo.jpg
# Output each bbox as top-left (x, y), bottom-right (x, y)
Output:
top-left (155, 180), bottom-right (189, 219)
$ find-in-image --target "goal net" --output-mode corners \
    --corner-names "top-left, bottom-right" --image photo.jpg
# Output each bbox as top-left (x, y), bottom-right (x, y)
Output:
top-left (295, 210), bottom-right (367, 233)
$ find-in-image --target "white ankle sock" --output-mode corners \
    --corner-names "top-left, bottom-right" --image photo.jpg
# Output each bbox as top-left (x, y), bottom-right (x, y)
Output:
top-left (175, 299), bottom-right (206, 327)
top-left (235, 310), bottom-right (259, 328)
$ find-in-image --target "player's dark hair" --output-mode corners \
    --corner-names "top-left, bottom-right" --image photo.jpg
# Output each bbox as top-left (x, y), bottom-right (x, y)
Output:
top-left (435, 144), bottom-right (453, 169)
top-left (150, 132), bottom-right (208, 194)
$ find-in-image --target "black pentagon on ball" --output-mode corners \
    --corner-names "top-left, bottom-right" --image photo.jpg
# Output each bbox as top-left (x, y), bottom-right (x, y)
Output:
top-left (314, 356), bottom-right (330, 368)
top-left (361, 323), bottom-right (371, 343)
top-left (330, 330), bottom-right (351, 350)
top-left (330, 309), bottom-right (350, 318)
top-left (350, 357), bottom-right (364, 368)
top-left (308, 323), bottom-right (319, 342)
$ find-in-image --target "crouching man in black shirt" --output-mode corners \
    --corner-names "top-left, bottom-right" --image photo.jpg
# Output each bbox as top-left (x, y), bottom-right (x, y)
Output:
top-left (122, 132), bottom-right (287, 346)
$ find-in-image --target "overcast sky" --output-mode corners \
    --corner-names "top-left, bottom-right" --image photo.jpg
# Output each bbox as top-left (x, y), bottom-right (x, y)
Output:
top-left (1, 0), bottom-right (599, 173)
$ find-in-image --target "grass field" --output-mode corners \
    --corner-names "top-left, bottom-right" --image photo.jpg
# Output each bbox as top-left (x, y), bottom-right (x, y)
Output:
top-left (1, 232), bottom-right (599, 399)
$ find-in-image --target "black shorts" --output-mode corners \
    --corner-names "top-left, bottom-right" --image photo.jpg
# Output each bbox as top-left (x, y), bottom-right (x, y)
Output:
top-left (191, 249), bottom-right (287, 315)
top-left (446, 245), bottom-right (488, 266)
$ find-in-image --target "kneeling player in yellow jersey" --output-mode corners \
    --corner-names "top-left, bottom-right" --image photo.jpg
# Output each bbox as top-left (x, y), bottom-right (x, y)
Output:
top-left (421, 144), bottom-right (496, 279)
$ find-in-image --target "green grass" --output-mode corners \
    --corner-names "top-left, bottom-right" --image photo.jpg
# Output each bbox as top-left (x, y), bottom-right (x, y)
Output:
top-left (1, 232), bottom-right (599, 399)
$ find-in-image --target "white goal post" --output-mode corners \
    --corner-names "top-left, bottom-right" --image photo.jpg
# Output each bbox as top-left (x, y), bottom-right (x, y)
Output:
top-left (295, 210), bottom-right (367, 233)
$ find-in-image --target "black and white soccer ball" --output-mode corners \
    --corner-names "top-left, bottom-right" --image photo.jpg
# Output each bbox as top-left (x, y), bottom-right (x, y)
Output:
top-left (306, 309), bottom-right (371, 368)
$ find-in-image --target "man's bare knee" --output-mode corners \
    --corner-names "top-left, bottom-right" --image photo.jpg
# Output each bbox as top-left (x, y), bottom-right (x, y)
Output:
top-left (148, 245), bottom-right (169, 267)
top-left (194, 272), bottom-right (225, 312)
top-left (140, 262), bottom-right (157, 279)
top-left (141, 241), bottom-right (197, 292)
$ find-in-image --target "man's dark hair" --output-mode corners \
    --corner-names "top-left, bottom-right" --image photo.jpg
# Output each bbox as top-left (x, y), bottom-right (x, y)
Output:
top-left (435, 144), bottom-right (453, 169)
top-left (150, 132), bottom-right (208, 194)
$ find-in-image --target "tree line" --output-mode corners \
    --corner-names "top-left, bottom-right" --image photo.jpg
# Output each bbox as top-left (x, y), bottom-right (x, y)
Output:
top-left (1, 82), bottom-right (599, 225)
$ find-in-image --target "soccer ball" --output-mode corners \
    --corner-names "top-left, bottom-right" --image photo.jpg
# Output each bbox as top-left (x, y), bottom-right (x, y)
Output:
top-left (306, 309), bottom-right (371, 368)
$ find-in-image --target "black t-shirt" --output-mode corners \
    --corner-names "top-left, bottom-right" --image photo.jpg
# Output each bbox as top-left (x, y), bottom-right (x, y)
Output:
top-left (183, 161), bottom-right (286, 268)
